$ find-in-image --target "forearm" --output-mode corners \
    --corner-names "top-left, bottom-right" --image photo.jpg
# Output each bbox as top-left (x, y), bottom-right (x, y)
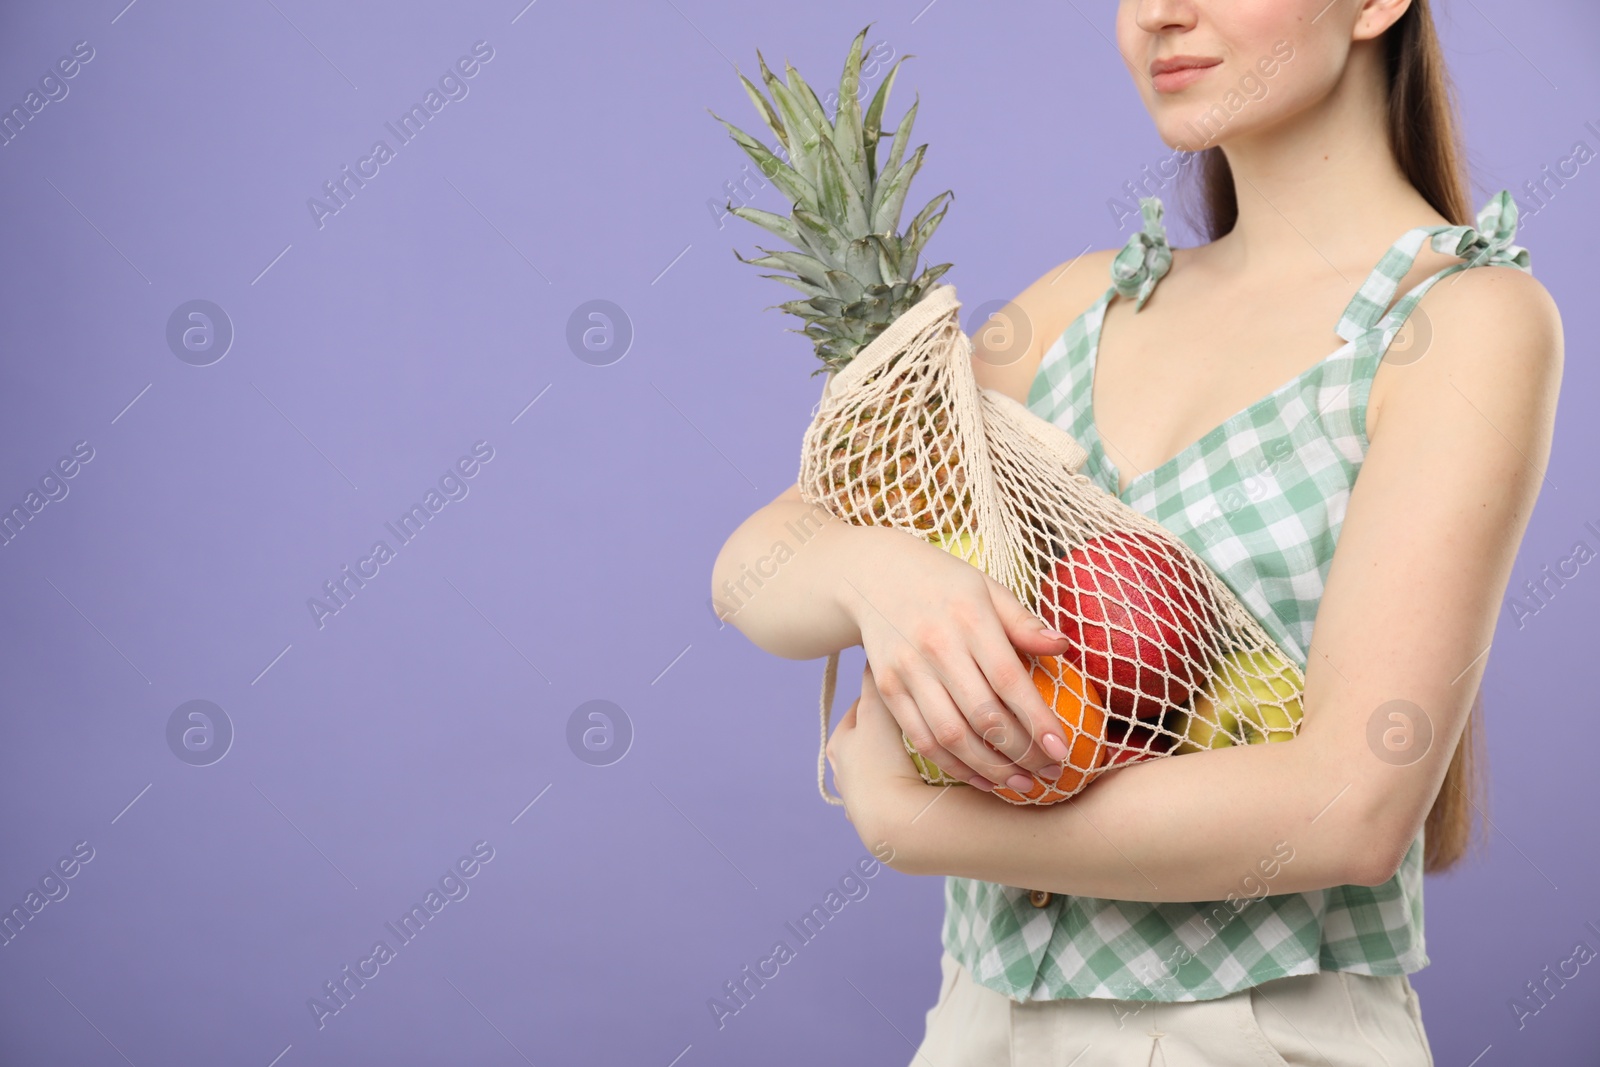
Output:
top-left (711, 489), bottom-right (884, 660)
top-left (882, 734), bottom-right (1383, 902)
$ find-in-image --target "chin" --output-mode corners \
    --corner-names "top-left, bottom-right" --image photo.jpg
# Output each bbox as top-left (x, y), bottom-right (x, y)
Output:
top-left (1146, 72), bottom-right (1314, 155)
top-left (1152, 111), bottom-right (1225, 155)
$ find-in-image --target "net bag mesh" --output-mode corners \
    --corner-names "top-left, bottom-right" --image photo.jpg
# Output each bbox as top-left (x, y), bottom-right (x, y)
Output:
top-left (805, 283), bottom-right (1306, 807)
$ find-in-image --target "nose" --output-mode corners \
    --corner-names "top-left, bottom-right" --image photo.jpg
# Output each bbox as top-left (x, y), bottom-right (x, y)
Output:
top-left (1133, 0), bottom-right (1199, 36)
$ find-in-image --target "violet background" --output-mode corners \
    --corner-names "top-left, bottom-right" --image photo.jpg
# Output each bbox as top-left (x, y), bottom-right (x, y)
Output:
top-left (1, 1), bottom-right (1596, 1064)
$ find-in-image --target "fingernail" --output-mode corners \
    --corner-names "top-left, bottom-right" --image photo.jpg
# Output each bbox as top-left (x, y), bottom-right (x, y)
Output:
top-left (1006, 773), bottom-right (1036, 792)
top-left (1039, 625), bottom-right (1068, 641)
top-left (1041, 733), bottom-right (1070, 761)
top-left (968, 776), bottom-right (996, 791)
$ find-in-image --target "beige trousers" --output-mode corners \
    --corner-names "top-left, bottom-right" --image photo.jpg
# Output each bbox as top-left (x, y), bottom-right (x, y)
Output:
top-left (909, 950), bottom-right (1435, 1067)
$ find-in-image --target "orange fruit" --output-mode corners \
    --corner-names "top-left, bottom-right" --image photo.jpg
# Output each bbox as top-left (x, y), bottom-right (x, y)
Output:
top-left (992, 655), bottom-right (1112, 804)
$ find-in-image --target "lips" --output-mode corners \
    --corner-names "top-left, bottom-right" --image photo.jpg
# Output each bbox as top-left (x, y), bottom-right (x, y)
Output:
top-left (1150, 55), bottom-right (1221, 91)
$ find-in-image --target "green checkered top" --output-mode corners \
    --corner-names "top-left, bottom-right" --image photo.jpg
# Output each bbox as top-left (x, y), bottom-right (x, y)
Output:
top-left (942, 188), bottom-right (1531, 1002)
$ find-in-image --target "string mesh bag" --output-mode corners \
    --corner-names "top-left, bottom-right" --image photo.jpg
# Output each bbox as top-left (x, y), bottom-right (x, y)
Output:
top-left (806, 283), bottom-right (1308, 808)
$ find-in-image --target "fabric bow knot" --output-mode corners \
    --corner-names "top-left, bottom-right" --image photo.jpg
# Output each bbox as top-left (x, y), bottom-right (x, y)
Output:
top-left (1111, 197), bottom-right (1173, 310)
top-left (1430, 187), bottom-right (1531, 271)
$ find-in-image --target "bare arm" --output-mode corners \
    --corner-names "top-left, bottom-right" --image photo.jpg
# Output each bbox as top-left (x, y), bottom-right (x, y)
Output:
top-left (708, 482), bottom-right (878, 662)
top-left (840, 265), bottom-right (1563, 900)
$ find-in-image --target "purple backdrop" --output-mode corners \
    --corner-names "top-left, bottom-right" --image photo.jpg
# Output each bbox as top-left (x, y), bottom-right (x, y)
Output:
top-left (1, 1), bottom-right (1596, 1064)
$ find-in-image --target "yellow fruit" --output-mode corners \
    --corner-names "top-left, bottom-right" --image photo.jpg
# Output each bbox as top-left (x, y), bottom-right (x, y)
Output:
top-left (1173, 648), bottom-right (1303, 752)
top-left (933, 531), bottom-right (987, 567)
top-left (904, 741), bottom-right (967, 786)
top-left (932, 531), bottom-right (1029, 588)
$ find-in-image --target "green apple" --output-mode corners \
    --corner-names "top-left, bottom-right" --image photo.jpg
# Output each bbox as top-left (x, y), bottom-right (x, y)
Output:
top-left (1242, 696), bottom-right (1302, 743)
top-left (1231, 648), bottom-right (1303, 743)
top-left (1170, 703), bottom-right (1245, 753)
top-left (1177, 649), bottom-right (1303, 751)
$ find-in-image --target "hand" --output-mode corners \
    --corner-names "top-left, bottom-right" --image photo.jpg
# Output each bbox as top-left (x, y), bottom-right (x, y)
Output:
top-left (826, 663), bottom-right (931, 837)
top-left (835, 526), bottom-right (1074, 793)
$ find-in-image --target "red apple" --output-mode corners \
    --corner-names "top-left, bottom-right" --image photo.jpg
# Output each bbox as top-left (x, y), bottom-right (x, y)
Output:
top-left (1041, 530), bottom-right (1214, 720)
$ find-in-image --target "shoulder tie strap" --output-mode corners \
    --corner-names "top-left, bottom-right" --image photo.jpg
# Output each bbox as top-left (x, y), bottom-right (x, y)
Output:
top-left (1111, 197), bottom-right (1172, 311)
top-left (1334, 188), bottom-right (1531, 344)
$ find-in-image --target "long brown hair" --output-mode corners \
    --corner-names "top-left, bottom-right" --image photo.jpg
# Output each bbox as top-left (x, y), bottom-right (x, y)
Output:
top-left (1185, 0), bottom-right (1487, 874)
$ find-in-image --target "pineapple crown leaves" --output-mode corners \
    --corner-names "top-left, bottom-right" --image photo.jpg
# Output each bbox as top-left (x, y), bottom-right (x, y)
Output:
top-left (709, 23), bottom-right (955, 377)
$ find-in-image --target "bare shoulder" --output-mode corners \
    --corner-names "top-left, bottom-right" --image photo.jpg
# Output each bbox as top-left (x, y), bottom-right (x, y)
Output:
top-left (1393, 264), bottom-right (1561, 387)
top-left (970, 247), bottom-right (1120, 405)
top-left (1371, 263), bottom-right (1563, 443)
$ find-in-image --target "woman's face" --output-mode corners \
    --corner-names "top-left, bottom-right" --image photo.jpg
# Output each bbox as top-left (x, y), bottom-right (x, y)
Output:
top-left (1114, 0), bottom-right (1407, 151)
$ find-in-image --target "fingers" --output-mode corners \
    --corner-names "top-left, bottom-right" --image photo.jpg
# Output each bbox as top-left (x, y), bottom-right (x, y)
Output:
top-left (912, 656), bottom-right (1036, 780)
top-left (867, 663), bottom-right (995, 789)
top-left (880, 653), bottom-right (1033, 790)
top-left (996, 575), bottom-right (1076, 657)
top-left (910, 595), bottom-right (1063, 779)
top-left (980, 576), bottom-right (1076, 768)
top-left (850, 562), bottom-right (1076, 794)
top-left (938, 633), bottom-right (1061, 776)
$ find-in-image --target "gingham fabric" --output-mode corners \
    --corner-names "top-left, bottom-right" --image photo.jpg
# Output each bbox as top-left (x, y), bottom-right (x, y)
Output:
top-left (942, 188), bottom-right (1532, 1003)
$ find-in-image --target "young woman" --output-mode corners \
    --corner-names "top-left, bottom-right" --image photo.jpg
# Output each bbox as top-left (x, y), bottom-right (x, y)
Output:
top-left (711, 0), bottom-right (1562, 1062)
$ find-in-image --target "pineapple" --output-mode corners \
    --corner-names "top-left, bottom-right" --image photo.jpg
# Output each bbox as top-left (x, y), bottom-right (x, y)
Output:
top-left (708, 23), bottom-right (954, 376)
top-left (711, 25), bottom-right (965, 536)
